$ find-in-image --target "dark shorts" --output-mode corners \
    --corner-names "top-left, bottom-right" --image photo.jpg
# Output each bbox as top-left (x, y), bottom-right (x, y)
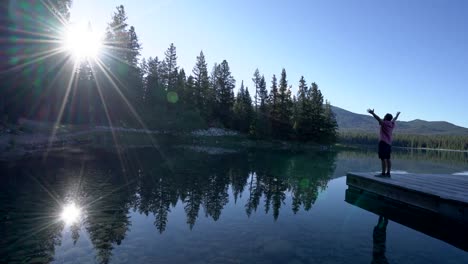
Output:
top-left (378, 141), bottom-right (391, 160)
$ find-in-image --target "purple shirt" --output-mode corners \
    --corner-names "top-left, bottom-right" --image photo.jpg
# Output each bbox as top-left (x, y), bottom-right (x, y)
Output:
top-left (380, 120), bottom-right (395, 145)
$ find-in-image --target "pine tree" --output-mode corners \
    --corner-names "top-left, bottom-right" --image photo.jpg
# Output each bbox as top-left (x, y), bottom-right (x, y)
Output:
top-left (213, 60), bottom-right (235, 127)
top-left (322, 100), bottom-right (338, 143)
top-left (244, 87), bottom-right (254, 115)
top-left (292, 95), bottom-right (298, 132)
top-left (233, 81), bottom-right (246, 131)
top-left (268, 75), bottom-right (278, 107)
top-left (295, 76), bottom-right (314, 141)
top-left (127, 26), bottom-right (141, 66)
top-left (192, 51), bottom-right (210, 117)
top-left (244, 87), bottom-right (254, 133)
top-left (268, 75), bottom-right (279, 119)
top-left (208, 63), bottom-right (219, 124)
top-left (286, 85), bottom-right (294, 122)
top-left (163, 43), bottom-right (178, 94)
top-left (258, 75), bottom-right (268, 113)
top-left (126, 25), bottom-right (143, 108)
top-left (145, 57), bottom-right (166, 113)
top-left (233, 81), bottom-right (254, 133)
top-left (250, 74), bottom-right (270, 138)
top-left (185, 75), bottom-right (196, 109)
top-left (309, 82), bottom-right (324, 140)
top-left (266, 75), bottom-right (279, 137)
top-left (174, 69), bottom-right (186, 105)
top-left (101, 5), bottom-right (143, 126)
top-left (274, 69), bottom-right (293, 139)
top-left (252, 69), bottom-right (261, 112)
top-left (105, 5), bottom-right (128, 60)
top-left (139, 58), bottom-right (148, 104)
top-left (297, 76), bottom-right (308, 106)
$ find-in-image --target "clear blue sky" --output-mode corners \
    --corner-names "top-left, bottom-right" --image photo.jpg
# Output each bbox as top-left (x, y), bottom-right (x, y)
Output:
top-left (70, 0), bottom-right (468, 127)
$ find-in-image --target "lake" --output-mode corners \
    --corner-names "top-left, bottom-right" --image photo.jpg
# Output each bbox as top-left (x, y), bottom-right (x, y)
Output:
top-left (1, 147), bottom-right (467, 263)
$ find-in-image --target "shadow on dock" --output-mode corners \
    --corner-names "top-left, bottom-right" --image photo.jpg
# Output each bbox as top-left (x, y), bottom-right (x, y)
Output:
top-left (345, 187), bottom-right (468, 252)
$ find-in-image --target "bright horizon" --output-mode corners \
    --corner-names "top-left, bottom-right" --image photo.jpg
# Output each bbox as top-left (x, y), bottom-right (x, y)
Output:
top-left (70, 0), bottom-right (468, 128)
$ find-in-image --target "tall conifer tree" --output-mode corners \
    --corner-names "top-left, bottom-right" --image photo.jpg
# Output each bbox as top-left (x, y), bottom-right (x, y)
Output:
top-left (192, 51), bottom-right (210, 117)
top-left (213, 60), bottom-right (235, 127)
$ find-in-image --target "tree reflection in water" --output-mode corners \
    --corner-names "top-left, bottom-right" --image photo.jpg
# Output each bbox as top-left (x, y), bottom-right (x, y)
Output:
top-left (0, 149), bottom-right (337, 263)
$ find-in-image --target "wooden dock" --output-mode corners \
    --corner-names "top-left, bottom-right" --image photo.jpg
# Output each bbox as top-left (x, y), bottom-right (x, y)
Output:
top-left (345, 187), bottom-right (468, 251)
top-left (346, 172), bottom-right (468, 222)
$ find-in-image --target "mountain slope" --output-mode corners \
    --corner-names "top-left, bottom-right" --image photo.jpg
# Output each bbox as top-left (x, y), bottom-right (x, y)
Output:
top-left (331, 106), bottom-right (468, 135)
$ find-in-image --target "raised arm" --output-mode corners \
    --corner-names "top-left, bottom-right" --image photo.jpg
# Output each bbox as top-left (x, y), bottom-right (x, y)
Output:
top-left (392, 111), bottom-right (401, 122)
top-left (367, 108), bottom-right (382, 124)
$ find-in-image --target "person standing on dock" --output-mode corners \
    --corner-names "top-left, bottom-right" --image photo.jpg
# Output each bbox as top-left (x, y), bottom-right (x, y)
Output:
top-left (367, 109), bottom-right (400, 177)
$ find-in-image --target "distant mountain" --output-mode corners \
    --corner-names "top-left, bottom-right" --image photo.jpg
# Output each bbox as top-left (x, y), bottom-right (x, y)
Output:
top-left (331, 106), bottom-right (468, 135)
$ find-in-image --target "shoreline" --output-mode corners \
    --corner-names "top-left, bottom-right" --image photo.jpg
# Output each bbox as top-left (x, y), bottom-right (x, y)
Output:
top-left (337, 143), bottom-right (468, 153)
top-left (2, 121), bottom-right (466, 162)
top-left (0, 127), bottom-right (334, 162)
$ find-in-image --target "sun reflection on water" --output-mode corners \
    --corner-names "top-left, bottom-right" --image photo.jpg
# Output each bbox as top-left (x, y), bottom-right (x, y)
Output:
top-left (60, 202), bottom-right (81, 225)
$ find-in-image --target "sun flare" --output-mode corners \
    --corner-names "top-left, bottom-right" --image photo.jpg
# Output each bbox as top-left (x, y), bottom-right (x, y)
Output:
top-left (63, 22), bottom-right (102, 60)
top-left (60, 202), bottom-right (81, 225)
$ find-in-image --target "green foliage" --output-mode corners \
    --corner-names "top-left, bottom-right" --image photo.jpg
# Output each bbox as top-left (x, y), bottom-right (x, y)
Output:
top-left (294, 76), bottom-right (313, 140)
top-left (252, 68), bottom-right (261, 111)
top-left (322, 101), bottom-right (338, 143)
top-left (174, 69), bottom-right (186, 104)
top-left (233, 82), bottom-right (254, 133)
top-left (258, 76), bottom-right (268, 112)
top-left (163, 43), bottom-right (178, 93)
top-left (191, 51), bottom-right (211, 118)
top-left (339, 132), bottom-right (468, 151)
top-left (99, 5), bottom-right (143, 126)
top-left (290, 77), bottom-right (338, 143)
top-left (269, 69), bottom-right (293, 139)
top-left (144, 56), bottom-right (165, 109)
top-left (212, 60), bottom-right (236, 128)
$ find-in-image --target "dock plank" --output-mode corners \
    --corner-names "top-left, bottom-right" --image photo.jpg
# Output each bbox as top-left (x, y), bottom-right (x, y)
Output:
top-left (346, 172), bottom-right (468, 222)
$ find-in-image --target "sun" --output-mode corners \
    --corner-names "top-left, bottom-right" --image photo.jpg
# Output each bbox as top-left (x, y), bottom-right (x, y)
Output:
top-left (63, 22), bottom-right (102, 60)
top-left (60, 202), bottom-right (81, 225)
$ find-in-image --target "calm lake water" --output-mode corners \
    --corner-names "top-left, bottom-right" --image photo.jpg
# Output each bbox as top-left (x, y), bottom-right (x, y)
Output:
top-left (1, 147), bottom-right (467, 263)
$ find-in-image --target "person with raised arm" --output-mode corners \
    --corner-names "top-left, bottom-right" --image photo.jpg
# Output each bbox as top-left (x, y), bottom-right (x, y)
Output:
top-left (367, 109), bottom-right (401, 177)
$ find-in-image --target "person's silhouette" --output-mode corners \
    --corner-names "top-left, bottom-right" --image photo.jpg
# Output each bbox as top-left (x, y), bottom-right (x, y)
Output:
top-left (372, 216), bottom-right (389, 264)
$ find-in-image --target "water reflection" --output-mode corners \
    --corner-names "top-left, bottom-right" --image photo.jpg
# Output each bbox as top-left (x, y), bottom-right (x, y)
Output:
top-left (372, 216), bottom-right (389, 264)
top-left (0, 149), bottom-right (337, 263)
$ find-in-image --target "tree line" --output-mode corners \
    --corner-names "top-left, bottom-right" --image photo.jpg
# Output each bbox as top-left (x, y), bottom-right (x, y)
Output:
top-left (339, 132), bottom-right (468, 151)
top-left (0, 1), bottom-right (337, 144)
top-left (339, 148), bottom-right (468, 165)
